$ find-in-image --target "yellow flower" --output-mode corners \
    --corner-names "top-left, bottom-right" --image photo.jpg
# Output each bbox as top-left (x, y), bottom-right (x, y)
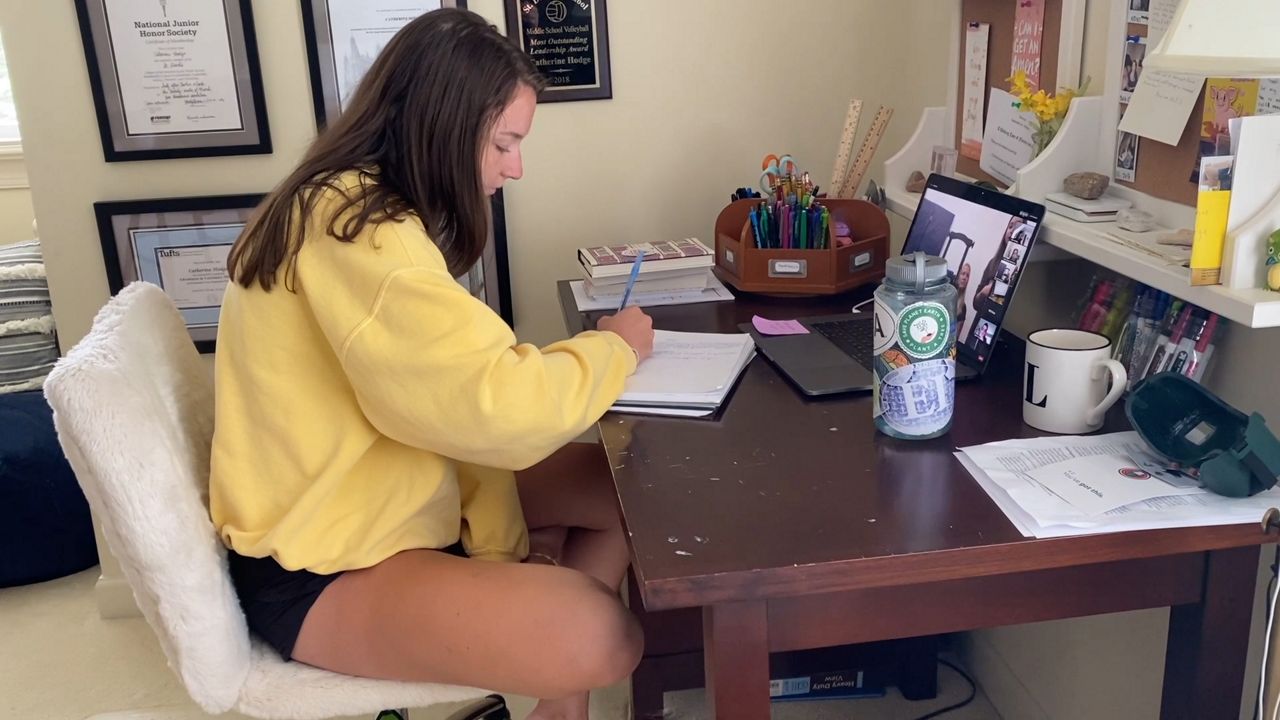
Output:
top-left (1053, 92), bottom-right (1073, 116)
top-left (1007, 69), bottom-right (1031, 96)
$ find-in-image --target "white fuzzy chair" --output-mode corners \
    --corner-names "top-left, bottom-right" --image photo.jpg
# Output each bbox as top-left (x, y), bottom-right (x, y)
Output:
top-left (44, 282), bottom-right (508, 720)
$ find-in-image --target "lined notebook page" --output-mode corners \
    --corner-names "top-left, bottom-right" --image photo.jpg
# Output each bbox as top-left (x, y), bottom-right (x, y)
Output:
top-left (618, 331), bottom-right (754, 402)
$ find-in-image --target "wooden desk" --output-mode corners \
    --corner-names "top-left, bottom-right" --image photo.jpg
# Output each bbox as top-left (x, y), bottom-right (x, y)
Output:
top-left (558, 281), bottom-right (1272, 720)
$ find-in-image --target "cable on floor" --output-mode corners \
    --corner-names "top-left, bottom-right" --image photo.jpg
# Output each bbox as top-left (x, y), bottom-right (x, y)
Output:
top-left (908, 658), bottom-right (977, 720)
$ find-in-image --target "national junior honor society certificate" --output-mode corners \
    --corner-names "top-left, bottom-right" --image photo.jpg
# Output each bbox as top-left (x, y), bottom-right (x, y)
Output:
top-left (102, 0), bottom-right (244, 136)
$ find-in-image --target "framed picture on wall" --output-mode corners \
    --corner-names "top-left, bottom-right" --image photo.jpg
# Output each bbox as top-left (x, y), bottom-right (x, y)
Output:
top-left (73, 0), bottom-right (271, 162)
top-left (458, 189), bottom-right (515, 326)
top-left (300, 0), bottom-right (466, 129)
top-left (505, 0), bottom-right (612, 103)
top-left (94, 194), bottom-right (263, 352)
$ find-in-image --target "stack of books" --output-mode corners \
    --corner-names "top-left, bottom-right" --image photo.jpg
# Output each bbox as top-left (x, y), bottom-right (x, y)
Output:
top-left (578, 239), bottom-right (715, 301)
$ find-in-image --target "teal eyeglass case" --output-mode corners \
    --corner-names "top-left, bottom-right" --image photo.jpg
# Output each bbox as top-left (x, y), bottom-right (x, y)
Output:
top-left (1126, 372), bottom-right (1280, 498)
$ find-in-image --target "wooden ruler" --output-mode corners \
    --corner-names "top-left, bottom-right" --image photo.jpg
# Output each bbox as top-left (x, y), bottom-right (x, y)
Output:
top-left (838, 105), bottom-right (893, 198)
top-left (828, 99), bottom-right (863, 192)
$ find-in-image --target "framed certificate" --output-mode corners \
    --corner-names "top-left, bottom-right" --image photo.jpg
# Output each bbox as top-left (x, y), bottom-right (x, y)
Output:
top-left (505, 0), bottom-right (612, 103)
top-left (301, 0), bottom-right (465, 129)
top-left (94, 194), bottom-right (263, 352)
top-left (73, 0), bottom-right (271, 162)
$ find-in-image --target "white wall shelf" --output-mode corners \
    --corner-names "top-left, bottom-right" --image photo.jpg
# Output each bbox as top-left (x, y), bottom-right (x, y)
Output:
top-left (887, 183), bottom-right (1280, 327)
top-left (1038, 214), bottom-right (1280, 328)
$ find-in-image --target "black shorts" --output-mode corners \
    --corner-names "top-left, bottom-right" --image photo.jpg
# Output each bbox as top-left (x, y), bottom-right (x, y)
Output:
top-left (227, 551), bottom-right (344, 660)
top-left (227, 543), bottom-right (469, 660)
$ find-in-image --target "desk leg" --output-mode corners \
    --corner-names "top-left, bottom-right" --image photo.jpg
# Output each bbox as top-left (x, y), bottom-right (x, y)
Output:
top-left (1160, 546), bottom-right (1260, 720)
top-left (703, 600), bottom-right (769, 720)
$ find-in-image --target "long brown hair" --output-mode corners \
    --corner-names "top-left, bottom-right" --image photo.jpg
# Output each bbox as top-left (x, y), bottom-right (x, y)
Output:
top-left (228, 8), bottom-right (544, 291)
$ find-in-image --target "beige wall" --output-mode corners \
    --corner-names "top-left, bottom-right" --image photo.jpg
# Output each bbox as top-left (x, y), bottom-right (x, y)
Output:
top-left (0, 185), bottom-right (34, 245)
top-left (0, 0), bottom-right (946, 351)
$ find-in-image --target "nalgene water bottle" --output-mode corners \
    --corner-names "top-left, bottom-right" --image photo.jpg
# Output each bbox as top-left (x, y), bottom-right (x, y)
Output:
top-left (872, 252), bottom-right (958, 439)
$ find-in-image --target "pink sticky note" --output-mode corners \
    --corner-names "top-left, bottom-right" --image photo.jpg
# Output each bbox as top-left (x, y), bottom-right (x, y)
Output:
top-left (751, 315), bottom-right (810, 336)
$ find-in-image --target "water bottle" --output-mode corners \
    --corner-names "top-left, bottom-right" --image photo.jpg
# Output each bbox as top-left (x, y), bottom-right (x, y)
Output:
top-left (872, 252), bottom-right (958, 439)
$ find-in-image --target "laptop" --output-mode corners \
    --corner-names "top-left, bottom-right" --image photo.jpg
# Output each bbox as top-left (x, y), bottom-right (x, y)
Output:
top-left (746, 173), bottom-right (1047, 396)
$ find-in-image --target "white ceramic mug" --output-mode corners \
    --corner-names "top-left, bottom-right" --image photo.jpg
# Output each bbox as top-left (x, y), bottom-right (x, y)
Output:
top-left (1023, 329), bottom-right (1128, 434)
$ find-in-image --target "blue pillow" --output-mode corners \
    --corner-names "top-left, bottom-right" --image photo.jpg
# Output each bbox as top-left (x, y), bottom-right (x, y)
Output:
top-left (0, 390), bottom-right (98, 587)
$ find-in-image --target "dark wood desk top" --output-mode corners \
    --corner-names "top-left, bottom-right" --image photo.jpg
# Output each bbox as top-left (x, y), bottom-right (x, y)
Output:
top-left (557, 281), bottom-right (1273, 612)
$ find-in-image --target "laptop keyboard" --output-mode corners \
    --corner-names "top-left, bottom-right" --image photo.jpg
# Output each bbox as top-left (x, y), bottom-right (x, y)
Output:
top-left (810, 319), bottom-right (874, 367)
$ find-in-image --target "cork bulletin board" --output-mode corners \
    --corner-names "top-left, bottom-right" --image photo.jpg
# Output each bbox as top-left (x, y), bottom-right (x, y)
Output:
top-left (956, 0), bottom-right (1064, 187)
top-left (1114, 20), bottom-right (1200, 207)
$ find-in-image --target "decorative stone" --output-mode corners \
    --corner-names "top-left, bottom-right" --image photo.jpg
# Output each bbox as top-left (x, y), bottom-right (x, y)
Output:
top-left (1063, 172), bottom-right (1110, 200)
top-left (906, 170), bottom-right (927, 193)
top-left (1157, 228), bottom-right (1194, 247)
top-left (1116, 208), bottom-right (1157, 232)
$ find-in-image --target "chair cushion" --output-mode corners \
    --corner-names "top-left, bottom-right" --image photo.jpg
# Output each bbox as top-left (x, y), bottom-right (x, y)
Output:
top-left (0, 390), bottom-right (97, 587)
top-left (237, 641), bottom-right (490, 720)
top-left (44, 283), bottom-right (250, 714)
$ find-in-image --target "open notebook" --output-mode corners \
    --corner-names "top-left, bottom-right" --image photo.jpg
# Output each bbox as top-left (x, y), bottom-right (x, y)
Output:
top-left (611, 330), bottom-right (756, 418)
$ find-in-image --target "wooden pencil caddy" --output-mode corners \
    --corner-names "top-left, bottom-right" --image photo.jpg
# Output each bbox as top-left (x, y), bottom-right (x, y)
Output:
top-left (712, 198), bottom-right (890, 295)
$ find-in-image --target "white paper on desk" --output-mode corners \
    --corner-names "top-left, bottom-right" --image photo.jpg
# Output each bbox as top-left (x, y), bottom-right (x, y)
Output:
top-left (1025, 453), bottom-right (1204, 516)
top-left (569, 275), bottom-right (733, 312)
top-left (979, 88), bottom-right (1036, 186)
top-left (1118, 71), bottom-right (1205, 146)
top-left (957, 432), bottom-right (1280, 537)
top-left (956, 453), bottom-right (1036, 537)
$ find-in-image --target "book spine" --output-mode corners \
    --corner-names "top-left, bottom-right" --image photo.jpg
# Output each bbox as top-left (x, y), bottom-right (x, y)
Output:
top-left (580, 240), bottom-right (712, 267)
top-left (769, 670), bottom-right (876, 698)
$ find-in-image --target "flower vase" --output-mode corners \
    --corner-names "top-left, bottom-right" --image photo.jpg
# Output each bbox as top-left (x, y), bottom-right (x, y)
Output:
top-left (1032, 118), bottom-right (1063, 157)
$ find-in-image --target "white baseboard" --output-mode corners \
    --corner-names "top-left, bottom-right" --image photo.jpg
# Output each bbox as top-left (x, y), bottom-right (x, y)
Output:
top-left (94, 575), bottom-right (141, 619)
top-left (957, 632), bottom-right (1052, 720)
top-left (85, 707), bottom-right (201, 720)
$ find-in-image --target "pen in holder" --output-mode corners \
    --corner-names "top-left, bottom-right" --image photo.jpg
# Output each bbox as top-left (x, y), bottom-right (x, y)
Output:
top-left (713, 198), bottom-right (889, 295)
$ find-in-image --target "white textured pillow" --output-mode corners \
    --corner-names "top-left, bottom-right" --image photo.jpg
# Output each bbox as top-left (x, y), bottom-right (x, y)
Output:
top-left (0, 239), bottom-right (58, 393)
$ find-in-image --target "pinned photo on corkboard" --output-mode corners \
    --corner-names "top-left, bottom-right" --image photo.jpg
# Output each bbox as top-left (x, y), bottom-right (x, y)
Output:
top-left (1121, 36), bottom-right (1146, 104)
top-left (1116, 131), bottom-right (1139, 182)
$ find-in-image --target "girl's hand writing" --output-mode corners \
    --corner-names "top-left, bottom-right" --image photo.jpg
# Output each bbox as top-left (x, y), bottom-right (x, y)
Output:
top-left (597, 306), bottom-right (654, 362)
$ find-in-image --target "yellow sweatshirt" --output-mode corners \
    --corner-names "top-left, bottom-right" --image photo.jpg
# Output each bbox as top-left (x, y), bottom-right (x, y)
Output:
top-left (210, 175), bottom-right (636, 574)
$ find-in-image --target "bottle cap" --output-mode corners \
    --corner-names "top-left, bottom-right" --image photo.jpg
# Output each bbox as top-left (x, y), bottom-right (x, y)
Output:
top-left (886, 251), bottom-right (949, 290)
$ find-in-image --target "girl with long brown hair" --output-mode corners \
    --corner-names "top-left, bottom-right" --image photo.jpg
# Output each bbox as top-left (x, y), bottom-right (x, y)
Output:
top-left (210, 9), bottom-right (652, 720)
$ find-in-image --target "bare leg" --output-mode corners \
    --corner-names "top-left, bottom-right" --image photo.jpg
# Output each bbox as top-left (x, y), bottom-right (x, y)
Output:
top-left (517, 442), bottom-right (630, 589)
top-left (292, 442), bottom-right (638, 720)
top-left (517, 442), bottom-right (634, 720)
top-left (292, 550), bottom-right (642, 700)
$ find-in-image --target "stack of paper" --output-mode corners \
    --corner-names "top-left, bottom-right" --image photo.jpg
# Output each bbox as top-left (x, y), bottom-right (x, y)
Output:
top-left (611, 330), bottom-right (755, 417)
top-left (584, 268), bottom-right (710, 300)
top-left (956, 432), bottom-right (1280, 538)
top-left (570, 273), bottom-right (735, 312)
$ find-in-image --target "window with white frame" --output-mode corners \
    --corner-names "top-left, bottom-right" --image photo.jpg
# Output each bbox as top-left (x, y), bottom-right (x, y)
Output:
top-left (0, 36), bottom-right (20, 146)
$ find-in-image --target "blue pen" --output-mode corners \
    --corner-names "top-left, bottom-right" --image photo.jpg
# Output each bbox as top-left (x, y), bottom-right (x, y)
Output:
top-left (618, 250), bottom-right (645, 310)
